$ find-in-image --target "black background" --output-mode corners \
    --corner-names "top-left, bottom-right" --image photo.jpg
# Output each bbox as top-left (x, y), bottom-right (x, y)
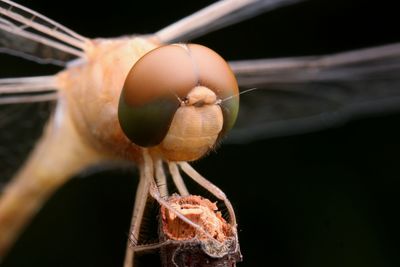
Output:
top-left (1, 0), bottom-right (400, 266)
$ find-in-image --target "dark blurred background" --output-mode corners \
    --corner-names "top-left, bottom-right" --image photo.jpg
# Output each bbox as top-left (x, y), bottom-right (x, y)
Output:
top-left (1, 0), bottom-right (400, 266)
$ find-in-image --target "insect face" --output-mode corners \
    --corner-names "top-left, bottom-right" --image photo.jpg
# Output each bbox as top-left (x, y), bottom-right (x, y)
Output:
top-left (118, 44), bottom-right (239, 161)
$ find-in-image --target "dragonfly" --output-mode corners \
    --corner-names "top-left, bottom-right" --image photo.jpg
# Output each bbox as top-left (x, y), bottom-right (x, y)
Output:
top-left (0, 0), bottom-right (399, 266)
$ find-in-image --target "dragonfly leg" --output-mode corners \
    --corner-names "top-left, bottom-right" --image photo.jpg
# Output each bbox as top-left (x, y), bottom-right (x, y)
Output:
top-left (140, 151), bottom-right (219, 243)
top-left (154, 159), bottom-right (168, 198)
top-left (178, 162), bottom-right (237, 227)
top-left (123, 167), bottom-right (151, 267)
top-left (167, 162), bottom-right (189, 196)
top-left (128, 239), bottom-right (171, 254)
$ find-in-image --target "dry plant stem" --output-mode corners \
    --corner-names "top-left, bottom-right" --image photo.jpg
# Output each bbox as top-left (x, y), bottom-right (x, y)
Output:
top-left (144, 150), bottom-right (220, 243)
top-left (148, 183), bottom-right (220, 244)
top-left (168, 162), bottom-right (189, 196)
top-left (161, 195), bottom-right (230, 242)
top-left (178, 162), bottom-right (237, 226)
top-left (124, 150), bottom-right (224, 266)
top-left (0, 100), bottom-right (104, 260)
top-left (160, 195), bottom-right (242, 267)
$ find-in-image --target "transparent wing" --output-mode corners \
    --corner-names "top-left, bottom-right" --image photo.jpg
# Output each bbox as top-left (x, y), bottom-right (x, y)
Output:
top-left (155, 0), bottom-right (307, 43)
top-left (0, 0), bottom-right (87, 65)
top-left (0, 102), bottom-right (54, 189)
top-left (226, 43), bottom-right (400, 143)
top-left (0, 76), bottom-right (58, 104)
top-left (0, 0), bottom-right (82, 186)
top-left (0, 75), bottom-right (58, 186)
top-left (0, 29), bottom-right (76, 66)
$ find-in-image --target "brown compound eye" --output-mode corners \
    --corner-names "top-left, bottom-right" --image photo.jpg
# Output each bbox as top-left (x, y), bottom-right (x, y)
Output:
top-left (118, 43), bottom-right (239, 148)
top-left (186, 44), bottom-right (239, 136)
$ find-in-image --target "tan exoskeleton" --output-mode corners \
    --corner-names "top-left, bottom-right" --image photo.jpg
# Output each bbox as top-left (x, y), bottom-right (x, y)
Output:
top-left (58, 37), bottom-right (241, 266)
top-left (2, 0), bottom-right (400, 266)
top-left (0, 0), bottom-right (252, 265)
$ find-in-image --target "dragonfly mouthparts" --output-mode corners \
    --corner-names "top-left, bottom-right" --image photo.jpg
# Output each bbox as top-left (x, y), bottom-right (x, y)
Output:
top-left (184, 86), bottom-right (217, 107)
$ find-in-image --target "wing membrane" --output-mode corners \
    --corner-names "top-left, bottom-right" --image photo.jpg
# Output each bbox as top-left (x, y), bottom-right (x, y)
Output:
top-left (226, 43), bottom-right (400, 143)
top-left (0, 76), bottom-right (58, 105)
top-left (230, 43), bottom-right (400, 86)
top-left (155, 0), bottom-right (307, 43)
top-left (0, 102), bottom-right (53, 185)
top-left (0, 0), bottom-right (87, 65)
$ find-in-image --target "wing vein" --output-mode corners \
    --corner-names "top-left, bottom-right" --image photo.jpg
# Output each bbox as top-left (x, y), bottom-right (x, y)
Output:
top-left (155, 0), bottom-right (306, 43)
top-left (229, 42), bottom-right (400, 86)
top-left (0, 76), bottom-right (58, 94)
top-left (0, 92), bottom-right (58, 105)
top-left (0, 0), bottom-right (87, 48)
top-left (0, 22), bottom-right (85, 57)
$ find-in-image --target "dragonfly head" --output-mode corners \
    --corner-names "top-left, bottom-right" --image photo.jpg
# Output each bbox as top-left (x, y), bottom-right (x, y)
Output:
top-left (118, 43), bottom-right (239, 161)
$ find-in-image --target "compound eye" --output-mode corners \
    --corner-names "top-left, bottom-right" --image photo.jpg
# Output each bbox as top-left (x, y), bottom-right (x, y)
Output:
top-left (118, 45), bottom-right (197, 147)
top-left (118, 95), bottom-right (179, 147)
top-left (118, 43), bottom-right (239, 148)
top-left (185, 44), bottom-right (239, 136)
